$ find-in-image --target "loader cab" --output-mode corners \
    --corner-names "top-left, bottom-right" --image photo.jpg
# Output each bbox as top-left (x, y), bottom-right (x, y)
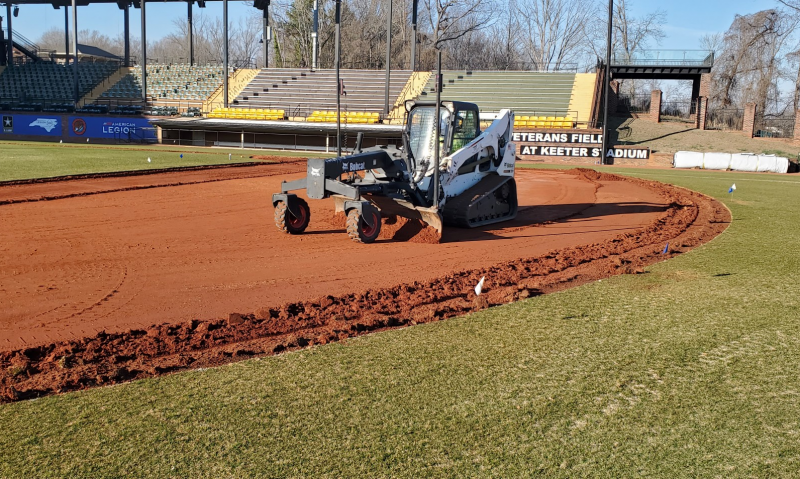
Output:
top-left (405, 100), bottom-right (480, 166)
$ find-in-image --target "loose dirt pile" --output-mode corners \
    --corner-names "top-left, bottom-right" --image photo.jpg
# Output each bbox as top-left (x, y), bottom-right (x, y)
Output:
top-left (0, 167), bottom-right (729, 403)
top-left (329, 213), bottom-right (442, 244)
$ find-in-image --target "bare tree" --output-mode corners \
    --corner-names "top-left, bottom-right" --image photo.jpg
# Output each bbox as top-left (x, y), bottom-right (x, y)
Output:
top-left (422, 0), bottom-right (494, 52)
top-left (37, 28), bottom-right (122, 56)
top-left (515, 0), bottom-right (593, 71)
top-left (699, 32), bottom-right (723, 58)
top-left (712, 9), bottom-right (798, 116)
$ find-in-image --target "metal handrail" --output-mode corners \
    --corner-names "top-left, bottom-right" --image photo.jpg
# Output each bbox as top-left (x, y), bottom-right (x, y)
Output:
top-left (612, 50), bottom-right (714, 68)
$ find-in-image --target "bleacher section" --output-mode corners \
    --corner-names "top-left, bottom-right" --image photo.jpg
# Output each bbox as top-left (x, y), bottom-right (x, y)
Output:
top-left (208, 107), bottom-right (285, 120)
top-left (307, 110), bottom-right (380, 124)
top-left (513, 115), bottom-right (574, 129)
top-left (0, 62), bottom-right (118, 106)
top-left (99, 64), bottom-right (229, 101)
top-left (417, 71), bottom-right (576, 119)
top-left (232, 69), bottom-right (412, 119)
top-left (566, 73), bottom-right (597, 126)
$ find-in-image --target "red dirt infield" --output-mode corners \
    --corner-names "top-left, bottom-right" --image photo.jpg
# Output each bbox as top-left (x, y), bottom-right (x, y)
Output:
top-left (0, 162), bottom-right (729, 401)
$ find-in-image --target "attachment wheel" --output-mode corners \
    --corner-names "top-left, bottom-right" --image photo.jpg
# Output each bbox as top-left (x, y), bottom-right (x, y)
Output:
top-left (275, 198), bottom-right (310, 234)
top-left (346, 208), bottom-right (381, 243)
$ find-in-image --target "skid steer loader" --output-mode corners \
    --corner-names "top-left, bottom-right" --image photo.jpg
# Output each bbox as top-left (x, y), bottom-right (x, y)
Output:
top-left (272, 100), bottom-right (518, 243)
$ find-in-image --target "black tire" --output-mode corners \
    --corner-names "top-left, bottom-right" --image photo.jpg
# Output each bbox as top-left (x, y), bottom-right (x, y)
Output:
top-left (346, 208), bottom-right (381, 244)
top-left (274, 198), bottom-right (310, 234)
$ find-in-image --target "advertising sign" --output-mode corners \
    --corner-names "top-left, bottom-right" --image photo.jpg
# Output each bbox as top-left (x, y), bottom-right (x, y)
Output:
top-left (514, 130), bottom-right (649, 160)
top-left (68, 116), bottom-right (156, 141)
top-left (517, 145), bottom-right (650, 159)
top-left (0, 114), bottom-right (62, 136)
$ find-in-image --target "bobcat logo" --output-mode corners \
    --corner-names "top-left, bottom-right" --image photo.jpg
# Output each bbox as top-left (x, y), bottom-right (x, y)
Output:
top-left (310, 167), bottom-right (322, 177)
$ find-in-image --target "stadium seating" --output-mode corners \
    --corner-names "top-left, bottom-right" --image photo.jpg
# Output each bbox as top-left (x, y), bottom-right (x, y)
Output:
top-left (306, 110), bottom-right (379, 124)
top-left (231, 68), bottom-right (412, 120)
top-left (99, 64), bottom-right (229, 102)
top-left (513, 115), bottom-right (575, 129)
top-left (417, 71), bottom-right (577, 120)
top-left (207, 107), bottom-right (285, 120)
top-left (0, 62), bottom-right (118, 104)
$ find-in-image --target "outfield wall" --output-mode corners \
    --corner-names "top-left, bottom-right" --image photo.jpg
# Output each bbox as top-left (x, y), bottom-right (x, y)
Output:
top-left (0, 112), bottom-right (157, 143)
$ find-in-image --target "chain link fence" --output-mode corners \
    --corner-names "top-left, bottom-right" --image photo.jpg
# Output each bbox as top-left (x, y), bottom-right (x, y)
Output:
top-left (617, 94), bottom-right (651, 114)
top-left (755, 116), bottom-right (795, 139)
top-left (705, 108), bottom-right (744, 131)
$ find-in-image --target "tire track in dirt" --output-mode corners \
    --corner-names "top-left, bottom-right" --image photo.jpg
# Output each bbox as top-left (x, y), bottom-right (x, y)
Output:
top-left (0, 159), bottom-right (306, 205)
top-left (0, 169), bottom-right (731, 403)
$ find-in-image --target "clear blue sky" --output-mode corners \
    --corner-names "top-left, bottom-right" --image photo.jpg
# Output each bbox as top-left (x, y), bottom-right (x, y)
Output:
top-left (1, 0), bottom-right (782, 49)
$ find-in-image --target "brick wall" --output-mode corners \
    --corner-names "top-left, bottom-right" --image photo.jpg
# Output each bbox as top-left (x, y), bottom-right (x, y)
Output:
top-left (699, 73), bottom-right (711, 98)
top-left (793, 110), bottom-right (800, 142)
top-left (650, 90), bottom-right (662, 123)
top-left (696, 96), bottom-right (708, 130)
top-left (743, 102), bottom-right (756, 138)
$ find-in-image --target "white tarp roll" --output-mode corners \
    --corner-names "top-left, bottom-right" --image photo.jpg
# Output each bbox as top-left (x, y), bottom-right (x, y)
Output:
top-left (673, 151), bottom-right (704, 169)
top-left (703, 152), bottom-right (732, 170)
top-left (756, 155), bottom-right (790, 174)
top-left (673, 151), bottom-right (790, 173)
top-left (730, 153), bottom-right (758, 172)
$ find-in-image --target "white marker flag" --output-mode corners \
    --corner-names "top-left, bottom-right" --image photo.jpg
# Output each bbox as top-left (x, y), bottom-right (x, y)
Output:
top-left (475, 276), bottom-right (486, 296)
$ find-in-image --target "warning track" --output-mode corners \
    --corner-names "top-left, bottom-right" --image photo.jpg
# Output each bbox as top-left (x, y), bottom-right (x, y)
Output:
top-left (0, 164), bottom-right (729, 402)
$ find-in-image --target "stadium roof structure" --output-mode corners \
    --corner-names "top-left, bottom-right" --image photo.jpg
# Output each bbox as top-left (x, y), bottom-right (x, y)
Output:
top-left (1, 0), bottom-right (272, 105)
top-left (2, 0), bottom-right (268, 8)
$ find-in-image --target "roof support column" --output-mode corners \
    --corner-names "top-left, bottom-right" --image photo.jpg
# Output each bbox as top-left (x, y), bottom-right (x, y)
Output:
top-left (187, 1), bottom-right (193, 66)
top-left (6, 3), bottom-right (13, 68)
top-left (64, 6), bottom-right (69, 66)
top-left (124, 3), bottom-right (129, 67)
top-left (141, 0), bottom-right (147, 103)
top-left (262, 2), bottom-right (269, 69)
top-left (72, 0), bottom-right (79, 103)
top-left (223, 0), bottom-right (228, 107)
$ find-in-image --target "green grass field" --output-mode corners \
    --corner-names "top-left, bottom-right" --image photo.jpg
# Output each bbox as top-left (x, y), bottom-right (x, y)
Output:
top-left (0, 141), bottom-right (324, 182)
top-left (1, 158), bottom-right (800, 476)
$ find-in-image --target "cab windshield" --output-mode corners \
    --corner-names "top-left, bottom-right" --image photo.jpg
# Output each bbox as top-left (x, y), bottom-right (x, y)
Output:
top-left (407, 106), bottom-right (450, 166)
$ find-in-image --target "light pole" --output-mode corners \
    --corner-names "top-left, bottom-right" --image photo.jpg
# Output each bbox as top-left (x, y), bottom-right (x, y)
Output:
top-left (601, 0), bottom-right (612, 165)
top-left (334, 0), bottom-right (342, 156)
top-left (311, 0), bottom-right (318, 69)
top-left (384, 0), bottom-right (392, 115)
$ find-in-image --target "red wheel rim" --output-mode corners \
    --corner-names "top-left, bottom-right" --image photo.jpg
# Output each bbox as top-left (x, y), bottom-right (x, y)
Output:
top-left (361, 212), bottom-right (379, 237)
top-left (289, 207), bottom-right (307, 228)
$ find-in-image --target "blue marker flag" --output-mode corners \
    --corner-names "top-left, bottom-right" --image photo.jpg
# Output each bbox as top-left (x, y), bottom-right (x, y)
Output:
top-left (180, 153), bottom-right (184, 159)
top-left (662, 242), bottom-right (669, 254)
top-left (728, 183), bottom-right (736, 194)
